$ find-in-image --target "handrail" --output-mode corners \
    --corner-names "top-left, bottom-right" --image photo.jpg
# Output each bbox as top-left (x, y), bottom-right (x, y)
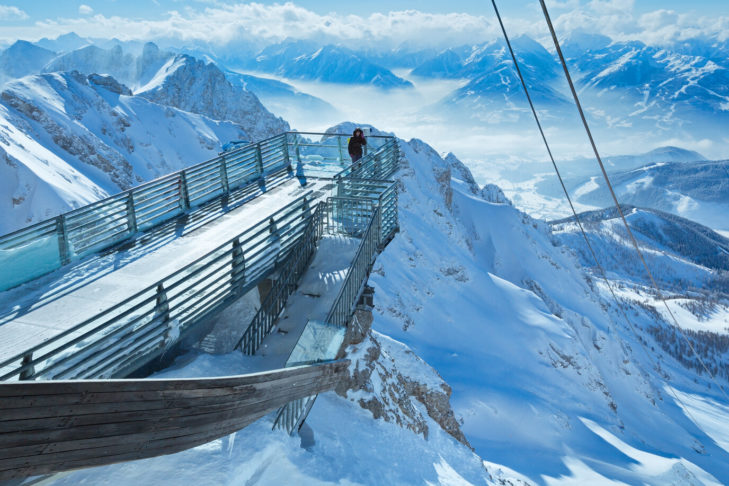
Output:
top-left (236, 202), bottom-right (324, 355)
top-left (273, 204), bottom-right (384, 434)
top-left (0, 133), bottom-right (292, 291)
top-left (325, 206), bottom-right (381, 327)
top-left (0, 193), bottom-right (315, 381)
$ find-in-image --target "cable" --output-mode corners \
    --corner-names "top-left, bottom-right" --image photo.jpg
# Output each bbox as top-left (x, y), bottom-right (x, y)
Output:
top-left (537, 0), bottom-right (729, 403)
top-left (488, 0), bottom-right (717, 444)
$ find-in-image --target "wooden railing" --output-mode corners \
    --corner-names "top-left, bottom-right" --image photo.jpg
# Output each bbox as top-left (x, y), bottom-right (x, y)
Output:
top-left (0, 360), bottom-right (349, 480)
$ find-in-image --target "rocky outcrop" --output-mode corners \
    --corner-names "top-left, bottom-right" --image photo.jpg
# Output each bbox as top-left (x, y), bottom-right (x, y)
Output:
top-left (336, 310), bottom-right (470, 447)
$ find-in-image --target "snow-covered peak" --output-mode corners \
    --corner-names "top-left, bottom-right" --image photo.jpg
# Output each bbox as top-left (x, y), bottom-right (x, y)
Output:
top-left (0, 41), bottom-right (56, 83)
top-left (0, 70), bottom-right (249, 233)
top-left (137, 54), bottom-right (289, 140)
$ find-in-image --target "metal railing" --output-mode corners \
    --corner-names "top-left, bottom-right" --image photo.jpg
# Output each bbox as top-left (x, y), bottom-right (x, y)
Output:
top-left (0, 132), bottom-right (399, 293)
top-left (0, 194), bottom-right (316, 381)
top-left (335, 178), bottom-right (399, 242)
top-left (325, 207), bottom-right (382, 327)
top-left (332, 137), bottom-right (399, 181)
top-left (0, 133), bottom-right (293, 292)
top-left (236, 202), bottom-right (324, 356)
top-left (273, 206), bottom-right (384, 434)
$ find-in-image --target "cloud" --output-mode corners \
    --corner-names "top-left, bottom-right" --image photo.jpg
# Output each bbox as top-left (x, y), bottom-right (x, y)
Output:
top-left (0, 5), bottom-right (28, 20)
top-left (79, 4), bottom-right (93, 15)
top-left (2, 1), bottom-right (727, 50)
top-left (23, 3), bottom-right (499, 50)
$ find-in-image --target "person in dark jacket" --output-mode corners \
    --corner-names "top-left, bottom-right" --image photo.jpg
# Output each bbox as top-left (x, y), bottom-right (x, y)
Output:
top-left (347, 128), bottom-right (367, 164)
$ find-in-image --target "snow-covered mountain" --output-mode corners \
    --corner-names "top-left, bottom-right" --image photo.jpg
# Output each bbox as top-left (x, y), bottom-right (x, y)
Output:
top-left (552, 205), bottom-right (729, 294)
top-left (34, 32), bottom-right (90, 53)
top-left (225, 71), bottom-right (339, 120)
top-left (407, 33), bottom-right (729, 159)
top-left (0, 41), bottom-right (56, 85)
top-left (247, 41), bottom-right (413, 88)
top-left (0, 71), bottom-right (250, 234)
top-left (136, 54), bottom-right (289, 140)
top-left (560, 160), bottom-right (729, 233)
top-left (43, 42), bottom-right (172, 90)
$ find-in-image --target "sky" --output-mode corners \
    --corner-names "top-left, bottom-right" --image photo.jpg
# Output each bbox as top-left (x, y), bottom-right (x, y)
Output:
top-left (0, 1), bottom-right (727, 49)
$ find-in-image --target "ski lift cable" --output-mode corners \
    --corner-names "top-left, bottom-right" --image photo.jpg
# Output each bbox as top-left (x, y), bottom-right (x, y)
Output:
top-left (537, 0), bottom-right (729, 403)
top-left (489, 0), bottom-right (716, 442)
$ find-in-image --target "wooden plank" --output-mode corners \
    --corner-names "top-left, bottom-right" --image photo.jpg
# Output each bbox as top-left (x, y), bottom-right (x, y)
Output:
top-left (0, 360), bottom-right (347, 480)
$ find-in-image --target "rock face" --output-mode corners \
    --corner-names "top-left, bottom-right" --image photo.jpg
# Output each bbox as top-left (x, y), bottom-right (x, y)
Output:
top-left (336, 309), bottom-right (470, 447)
top-left (137, 55), bottom-right (289, 141)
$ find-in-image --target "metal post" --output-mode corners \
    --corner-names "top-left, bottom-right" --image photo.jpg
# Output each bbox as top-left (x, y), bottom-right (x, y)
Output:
top-left (301, 197), bottom-right (310, 220)
top-left (282, 134), bottom-right (292, 172)
top-left (179, 172), bottom-right (191, 210)
top-left (56, 214), bottom-right (70, 265)
top-left (154, 284), bottom-right (170, 324)
top-left (337, 136), bottom-right (344, 165)
top-left (255, 143), bottom-right (264, 177)
top-left (220, 158), bottom-right (230, 195)
top-left (19, 352), bottom-right (35, 380)
top-left (294, 135), bottom-right (302, 166)
top-left (126, 192), bottom-right (137, 234)
top-left (231, 238), bottom-right (245, 291)
top-left (269, 217), bottom-right (277, 234)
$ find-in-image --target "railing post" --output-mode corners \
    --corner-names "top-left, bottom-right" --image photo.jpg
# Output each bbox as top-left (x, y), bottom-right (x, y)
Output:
top-left (294, 135), bottom-right (302, 166)
top-left (255, 143), bottom-right (264, 177)
top-left (269, 216), bottom-right (277, 234)
top-left (179, 172), bottom-right (190, 210)
top-left (126, 192), bottom-right (137, 234)
top-left (219, 158), bottom-right (230, 196)
top-left (19, 352), bottom-right (35, 380)
top-left (55, 214), bottom-right (70, 265)
top-left (282, 134), bottom-right (292, 172)
top-left (231, 237), bottom-right (245, 292)
top-left (154, 284), bottom-right (170, 324)
top-left (301, 196), bottom-right (310, 220)
top-left (337, 136), bottom-right (345, 165)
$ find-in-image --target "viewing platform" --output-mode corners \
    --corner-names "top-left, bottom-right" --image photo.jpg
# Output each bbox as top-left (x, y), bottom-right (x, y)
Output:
top-left (0, 130), bottom-right (400, 480)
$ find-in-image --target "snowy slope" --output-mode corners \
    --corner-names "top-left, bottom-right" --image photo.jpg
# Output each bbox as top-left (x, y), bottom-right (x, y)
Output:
top-left (365, 138), bottom-right (729, 483)
top-left (565, 160), bottom-right (729, 233)
top-left (0, 71), bottom-right (249, 234)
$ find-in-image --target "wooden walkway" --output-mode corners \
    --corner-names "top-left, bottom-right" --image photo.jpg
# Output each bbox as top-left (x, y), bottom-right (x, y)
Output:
top-left (0, 360), bottom-right (348, 480)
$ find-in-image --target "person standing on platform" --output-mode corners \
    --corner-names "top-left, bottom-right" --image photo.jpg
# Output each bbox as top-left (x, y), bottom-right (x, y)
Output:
top-left (348, 128), bottom-right (367, 165)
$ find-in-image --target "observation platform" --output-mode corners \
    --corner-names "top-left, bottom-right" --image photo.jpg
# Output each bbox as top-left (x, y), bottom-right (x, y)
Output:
top-left (0, 131), bottom-right (400, 480)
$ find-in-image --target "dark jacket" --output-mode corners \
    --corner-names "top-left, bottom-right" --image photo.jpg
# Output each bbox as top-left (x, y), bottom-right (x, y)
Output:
top-left (348, 134), bottom-right (367, 160)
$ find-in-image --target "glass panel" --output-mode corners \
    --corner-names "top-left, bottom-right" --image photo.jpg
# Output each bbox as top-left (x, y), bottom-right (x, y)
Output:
top-left (286, 319), bottom-right (346, 367)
